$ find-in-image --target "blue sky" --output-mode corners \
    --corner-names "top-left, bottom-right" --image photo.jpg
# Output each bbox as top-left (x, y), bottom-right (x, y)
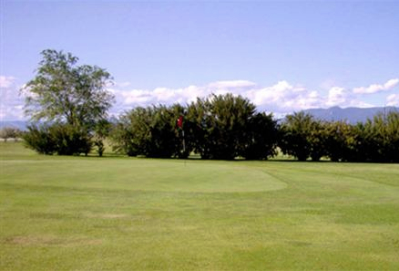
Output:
top-left (1, 0), bottom-right (398, 120)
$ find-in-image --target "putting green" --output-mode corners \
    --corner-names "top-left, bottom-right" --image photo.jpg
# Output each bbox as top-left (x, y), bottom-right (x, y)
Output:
top-left (1, 157), bottom-right (287, 193)
top-left (117, 160), bottom-right (288, 192)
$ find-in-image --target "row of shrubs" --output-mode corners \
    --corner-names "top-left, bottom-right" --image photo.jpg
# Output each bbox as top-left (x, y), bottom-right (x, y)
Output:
top-left (110, 94), bottom-right (399, 162)
top-left (23, 93), bottom-right (399, 162)
top-left (279, 111), bottom-right (399, 162)
top-left (110, 95), bottom-right (277, 160)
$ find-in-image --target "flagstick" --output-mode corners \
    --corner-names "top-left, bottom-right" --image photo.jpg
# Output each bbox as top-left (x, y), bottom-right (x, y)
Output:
top-left (182, 129), bottom-right (186, 167)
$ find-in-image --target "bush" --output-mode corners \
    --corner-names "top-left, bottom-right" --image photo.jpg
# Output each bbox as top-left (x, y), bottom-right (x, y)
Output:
top-left (23, 125), bottom-right (56, 155)
top-left (110, 106), bottom-right (183, 158)
top-left (23, 124), bottom-right (92, 155)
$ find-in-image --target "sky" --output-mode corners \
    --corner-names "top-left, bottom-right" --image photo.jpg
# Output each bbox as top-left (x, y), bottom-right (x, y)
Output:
top-left (1, 0), bottom-right (399, 121)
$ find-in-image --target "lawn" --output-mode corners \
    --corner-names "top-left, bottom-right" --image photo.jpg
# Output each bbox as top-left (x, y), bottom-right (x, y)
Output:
top-left (1, 142), bottom-right (399, 270)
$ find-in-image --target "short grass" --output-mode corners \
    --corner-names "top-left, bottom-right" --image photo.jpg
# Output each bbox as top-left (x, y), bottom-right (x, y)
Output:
top-left (1, 142), bottom-right (399, 270)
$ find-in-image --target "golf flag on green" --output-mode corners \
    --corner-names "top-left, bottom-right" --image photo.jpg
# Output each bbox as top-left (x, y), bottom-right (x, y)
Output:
top-left (177, 115), bottom-right (184, 129)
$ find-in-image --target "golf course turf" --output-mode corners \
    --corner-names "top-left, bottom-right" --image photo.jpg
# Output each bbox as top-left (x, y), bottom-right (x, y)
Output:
top-left (1, 142), bottom-right (399, 270)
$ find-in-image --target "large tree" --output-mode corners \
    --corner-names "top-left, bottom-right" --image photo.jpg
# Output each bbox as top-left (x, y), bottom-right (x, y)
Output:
top-left (23, 49), bottom-right (114, 130)
top-left (22, 49), bottom-right (114, 155)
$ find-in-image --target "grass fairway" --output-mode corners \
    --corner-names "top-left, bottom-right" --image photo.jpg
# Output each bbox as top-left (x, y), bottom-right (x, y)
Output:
top-left (1, 143), bottom-right (399, 270)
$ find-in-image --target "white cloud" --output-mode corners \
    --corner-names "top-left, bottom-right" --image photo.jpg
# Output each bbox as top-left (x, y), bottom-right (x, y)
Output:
top-left (0, 76), bottom-right (26, 121)
top-left (111, 79), bottom-right (388, 116)
top-left (0, 76), bottom-right (16, 89)
top-left (385, 78), bottom-right (399, 89)
top-left (113, 78), bottom-right (390, 115)
top-left (245, 81), bottom-right (321, 113)
top-left (325, 86), bottom-right (374, 108)
top-left (387, 94), bottom-right (399, 106)
top-left (326, 87), bottom-right (347, 106)
top-left (111, 80), bottom-right (326, 115)
top-left (353, 78), bottom-right (399, 94)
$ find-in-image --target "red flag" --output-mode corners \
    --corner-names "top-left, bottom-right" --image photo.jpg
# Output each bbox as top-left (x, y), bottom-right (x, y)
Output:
top-left (177, 116), bottom-right (184, 128)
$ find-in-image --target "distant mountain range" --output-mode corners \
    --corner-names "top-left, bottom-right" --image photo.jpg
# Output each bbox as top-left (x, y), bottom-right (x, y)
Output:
top-left (0, 120), bottom-right (28, 130)
top-left (303, 106), bottom-right (399, 124)
top-left (1, 106), bottom-right (398, 130)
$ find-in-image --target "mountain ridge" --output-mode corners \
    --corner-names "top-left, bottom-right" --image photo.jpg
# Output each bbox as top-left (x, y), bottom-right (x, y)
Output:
top-left (303, 106), bottom-right (399, 124)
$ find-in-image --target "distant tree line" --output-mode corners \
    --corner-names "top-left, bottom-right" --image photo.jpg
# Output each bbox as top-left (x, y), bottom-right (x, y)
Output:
top-left (0, 127), bottom-right (23, 142)
top-left (21, 49), bottom-right (399, 163)
top-left (278, 111), bottom-right (399, 162)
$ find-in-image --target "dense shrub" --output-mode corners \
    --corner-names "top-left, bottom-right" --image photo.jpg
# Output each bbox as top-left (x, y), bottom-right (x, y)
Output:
top-left (23, 124), bottom-right (92, 155)
top-left (241, 113), bottom-right (278, 160)
top-left (111, 105), bottom-right (184, 158)
top-left (278, 112), bottom-right (314, 161)
top-left (23, 125), bottom-right (56, 155)
top-left (111, 94), bottom-right (279, 160)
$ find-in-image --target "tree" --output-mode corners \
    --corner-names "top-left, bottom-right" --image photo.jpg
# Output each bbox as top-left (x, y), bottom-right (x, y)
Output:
top-left (188, 94), bottom-right (257, 160)
top-left (360, 111), bottom-right (399, 162)
top-left (110, 105), bottom-right (186, 158)
top-left (278, 112), bottom-right (314, 161)
top-left (324, 121), bottom-right (353, 162)
top-left (0, 127), bottom-right (22, 142)
top-left (22, 49), bottom-right (114, 155)
top-left (23, 49), bottom-right (114, 131)
top-left (93, 119), bottom-right (111, 157)
top-left (308, 120), bottom-right (329, 161)
top-left (241, 112), bottom-right (278, 160)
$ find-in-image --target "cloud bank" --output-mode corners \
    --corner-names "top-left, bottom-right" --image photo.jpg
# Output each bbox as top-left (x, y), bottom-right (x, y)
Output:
top-left (111, 78), bottom-right (398, 116)
top-left (1, 75), bottom-right (398, 121)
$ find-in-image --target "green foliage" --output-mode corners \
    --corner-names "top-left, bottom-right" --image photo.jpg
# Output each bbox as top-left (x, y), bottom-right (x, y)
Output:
top-left (279, 112), bottom-right (314, 161)
top-left (50, 124), bottom-right (92, 156)
top-left (111, 105), bottom-right (184, 158)
top-left (93, 119), bottom-right (111, 157)
top-left (23, 49), bottom-right (114, 130)
top-left (186, 94), bottom-right (278, 160)
top-left (358, 112), bottom-right (399, 162)
top-left (23, 124), bottom-right (92, 156)
top-left (188, 94), bottom-right (257, 159)
top-left (23, 125), bottom-right (56, 155)
top-left (324, 121), bottom-right (353, 162)
top-left (279, 110), bottom-right (399, 163)
top-left (112, 94), bottom-right (278, 160)
top-left (22, 49), bottom-right (114, 156)
top-left (241, 112), bottom-right (278, 160)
